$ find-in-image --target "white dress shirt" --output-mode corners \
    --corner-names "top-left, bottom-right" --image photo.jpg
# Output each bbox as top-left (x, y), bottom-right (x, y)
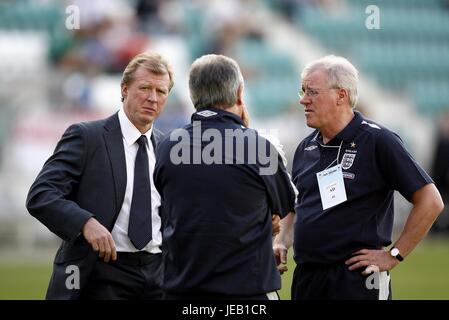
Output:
top-left (111, 108), bottom-right (162, 253)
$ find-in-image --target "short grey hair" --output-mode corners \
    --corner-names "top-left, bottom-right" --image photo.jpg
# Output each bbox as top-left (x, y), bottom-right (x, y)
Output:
top-left (301, 55), bottom-right (359, 108)
top-left (189, 54), bottom-right (244, 110)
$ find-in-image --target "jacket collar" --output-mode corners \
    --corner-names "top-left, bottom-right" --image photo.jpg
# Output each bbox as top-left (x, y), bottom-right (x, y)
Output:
top-left (191, 107), bottom-right (245, 127)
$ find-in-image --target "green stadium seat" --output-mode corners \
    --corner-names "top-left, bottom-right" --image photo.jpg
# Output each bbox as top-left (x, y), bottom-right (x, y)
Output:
top-left (407, 81), bottom-right (449, 117)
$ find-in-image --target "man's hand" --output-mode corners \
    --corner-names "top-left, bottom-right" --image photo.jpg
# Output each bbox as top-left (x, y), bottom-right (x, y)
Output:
top-left (272, 214), bottom-right (280, 236)
top-left (273, 243), bottom-right (288, 275)
top-left (345, 249), bottom-right (399, 275)
top-left (272, 211), bottom-right (295, 275)
top-left (82, 217), bottom-right (117, 263)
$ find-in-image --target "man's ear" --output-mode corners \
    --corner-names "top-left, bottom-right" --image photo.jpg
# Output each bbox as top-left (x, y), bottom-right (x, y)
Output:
top-left (337, 88), bottom-right (348, 105)
top-left (121, 83), bottom-right (128, 102)
top-left (236, 84), bottom-right (250, 127)
top-left (236, 84), bottom-right (244, 106)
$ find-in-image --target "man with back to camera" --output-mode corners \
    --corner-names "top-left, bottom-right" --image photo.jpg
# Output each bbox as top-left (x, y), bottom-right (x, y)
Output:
top-left (26, 52), bottom-right (174, 299)
top-left (154, 54), bottom-right (296, 300)
top-left (273, 55), bottom-right (444, 300)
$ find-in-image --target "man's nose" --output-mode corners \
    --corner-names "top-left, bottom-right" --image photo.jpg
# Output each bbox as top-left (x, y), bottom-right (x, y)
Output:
top-left (147, 90), bottom-right (157, 102)
top-left (299, 95), bottom-right (309, 106)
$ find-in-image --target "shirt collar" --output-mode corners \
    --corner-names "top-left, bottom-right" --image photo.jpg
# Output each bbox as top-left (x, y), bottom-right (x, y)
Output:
top-left (310, 111), bottom-right (363, 146)
top-left (118, 108), bottom-right (153, 147)
top-left (191, 107), bottom-right (245, 126)
top-left (335, 111), bottom-right (363, 143)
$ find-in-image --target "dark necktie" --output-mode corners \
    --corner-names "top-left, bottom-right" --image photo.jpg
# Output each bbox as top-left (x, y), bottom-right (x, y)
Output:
top-left (128, 135), bottom-right (152, 250)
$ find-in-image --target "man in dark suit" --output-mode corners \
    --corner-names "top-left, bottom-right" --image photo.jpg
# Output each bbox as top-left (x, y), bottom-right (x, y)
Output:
top-left (26, 52), bottom-right (174, 299)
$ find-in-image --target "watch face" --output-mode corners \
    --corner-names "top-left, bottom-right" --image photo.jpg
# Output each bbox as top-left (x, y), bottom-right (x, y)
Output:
top-left (391, 248), bottom-right (399, 256)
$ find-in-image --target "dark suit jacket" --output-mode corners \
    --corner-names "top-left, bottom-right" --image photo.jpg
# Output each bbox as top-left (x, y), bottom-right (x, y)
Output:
top-left (26, 112), bottom-right (163, 299)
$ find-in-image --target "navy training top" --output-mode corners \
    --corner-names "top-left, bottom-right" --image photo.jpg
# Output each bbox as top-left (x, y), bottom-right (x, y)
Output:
top-left (292, 111), bottom-right (433, 266)
top-left (154, 108), bottom-right (295, 295)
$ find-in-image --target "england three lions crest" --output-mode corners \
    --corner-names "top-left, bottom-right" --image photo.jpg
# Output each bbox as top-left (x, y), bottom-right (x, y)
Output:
top-left (341, 153), bottom-right (356, 170)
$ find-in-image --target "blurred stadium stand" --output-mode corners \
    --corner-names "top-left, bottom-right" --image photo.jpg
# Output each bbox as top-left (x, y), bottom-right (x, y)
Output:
top-left (284, 0), bottom-right (449, 118)
top-left (0, 0), bottom-right (448, 254)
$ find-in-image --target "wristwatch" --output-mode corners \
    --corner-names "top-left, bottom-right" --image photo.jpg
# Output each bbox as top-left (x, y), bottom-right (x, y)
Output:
top-left (390, 247), bottom-right (404, 262)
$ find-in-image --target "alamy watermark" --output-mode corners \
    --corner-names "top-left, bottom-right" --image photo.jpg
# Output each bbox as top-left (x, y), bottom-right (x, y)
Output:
top-left (65, 265), bottom-right (80, 290)
top-left (365, 5), bottom-right (380, 30)
top-left (65, 5), bottom-right (80, 30)
top-left (169, 121), bottom-right (279, 175)
top-left (365, 265), bottom-right (380, 290)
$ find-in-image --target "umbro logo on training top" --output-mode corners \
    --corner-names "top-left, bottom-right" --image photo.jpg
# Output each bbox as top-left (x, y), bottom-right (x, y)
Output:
top-left (197, 110), bottom-right (218, 117)
top-left (305, 145), bottom-right (318, 151)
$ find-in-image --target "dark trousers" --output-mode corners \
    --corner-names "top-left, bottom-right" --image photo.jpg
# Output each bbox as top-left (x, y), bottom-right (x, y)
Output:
top-left (80, 252), bottom-right (163, 300)
top-left (291, 263), bottom-right (392, 300)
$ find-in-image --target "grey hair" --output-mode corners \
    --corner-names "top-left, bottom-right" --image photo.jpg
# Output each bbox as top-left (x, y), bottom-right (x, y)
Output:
top-left (189, 54), bottom-right (244, 110)
top-left (301, 55), bottom-right (359, 108)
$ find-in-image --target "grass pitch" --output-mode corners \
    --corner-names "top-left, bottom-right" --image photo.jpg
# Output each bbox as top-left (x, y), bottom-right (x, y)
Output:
top-left (0, 236), bottom-right (448, 300)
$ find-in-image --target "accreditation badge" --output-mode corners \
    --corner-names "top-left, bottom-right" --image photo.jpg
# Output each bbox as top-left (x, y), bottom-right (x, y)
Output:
top-left (316, 164), bottom-right (347, 210)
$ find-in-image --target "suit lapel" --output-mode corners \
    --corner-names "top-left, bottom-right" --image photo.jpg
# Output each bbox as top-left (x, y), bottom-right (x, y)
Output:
top-left (103, 113), bottom-right (127, 223)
